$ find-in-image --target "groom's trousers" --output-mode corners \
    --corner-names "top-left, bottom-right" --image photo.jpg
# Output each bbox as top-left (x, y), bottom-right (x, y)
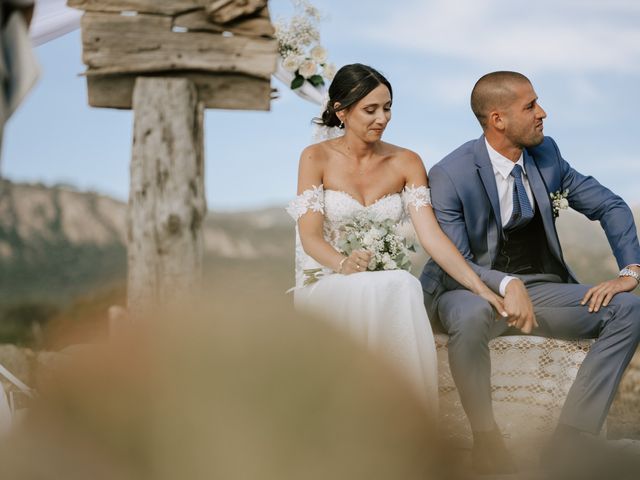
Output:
top-left (431, 273), bottom-right (640, 434)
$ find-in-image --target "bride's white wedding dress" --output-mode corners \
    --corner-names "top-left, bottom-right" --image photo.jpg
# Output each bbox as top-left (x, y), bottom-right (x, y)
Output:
top-left (287, 185), bottom-right (438, 408)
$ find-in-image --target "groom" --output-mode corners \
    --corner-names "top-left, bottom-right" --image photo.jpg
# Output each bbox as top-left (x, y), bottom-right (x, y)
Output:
top-left (421, 71), bottom-right (640, 474)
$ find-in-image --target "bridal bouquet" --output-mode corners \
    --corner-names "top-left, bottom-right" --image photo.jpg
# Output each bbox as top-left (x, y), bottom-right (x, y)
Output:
top-left (304, 212), bottom-right (415, 286)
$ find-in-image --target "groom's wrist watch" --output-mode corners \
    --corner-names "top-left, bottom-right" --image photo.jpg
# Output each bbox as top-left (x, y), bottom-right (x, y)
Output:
top-left (618, 267), bottom-right (640, 285)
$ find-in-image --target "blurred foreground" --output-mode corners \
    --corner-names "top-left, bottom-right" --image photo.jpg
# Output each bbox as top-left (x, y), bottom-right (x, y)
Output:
top-left (0, 285), bottom-right (453, 479)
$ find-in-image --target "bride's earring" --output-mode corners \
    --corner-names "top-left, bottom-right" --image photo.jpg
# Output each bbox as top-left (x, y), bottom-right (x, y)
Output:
top-left (339, 119), bottom-right (345, 129)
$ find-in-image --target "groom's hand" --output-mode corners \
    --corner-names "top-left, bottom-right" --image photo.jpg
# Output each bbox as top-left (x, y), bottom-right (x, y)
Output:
top-left (504, 279), bottom-right (538, 334)
top-left (581, 274), bottom-right (639, 313)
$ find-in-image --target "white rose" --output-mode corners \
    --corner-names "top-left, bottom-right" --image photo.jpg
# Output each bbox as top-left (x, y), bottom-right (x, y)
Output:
top-left (372, 228), bottom-right (386, 239)
top-left (559, 198), bottom-right (569, 209)
top-left (298, 59), bottom-right (318, 79)
top-left (362, 232), bottom-right (376, 247)
top-left (310, 45), bottom-right (328, 63)
top-left (322, 62), bottom-right (337, 80)
top-left (383, 258), bottom-right (397, 270)
top-left (282, 55), bottom-right (302, 73)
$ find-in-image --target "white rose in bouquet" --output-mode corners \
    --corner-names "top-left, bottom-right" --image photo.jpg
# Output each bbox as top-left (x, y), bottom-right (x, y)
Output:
top-left (371, 227), bottom-right (386, 240)
top-left (282, 55), bottom-right (303, 73)
top-left (362, 231), bottom-right (376, 248)
top-left (299, 59), bottom-right (318, 79)
top-left (559, 198), bottom-right (569, 209)
top-left (310, 45), bottom-right (328, 63)
top-left (322, 62), bottom-right (337, 80)
top-left (384, 259), bottom-right (398, 270)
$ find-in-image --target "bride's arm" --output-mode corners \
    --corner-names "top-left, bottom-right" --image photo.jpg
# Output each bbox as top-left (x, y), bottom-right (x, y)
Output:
top-left (298, 209), bottom-right (346, 273)
top-left (293, 146), bottom-right (370, 275)
top-left (411, 200), bottom-right (490, 294)
top-left (403, 153), bottom-right (507, 313)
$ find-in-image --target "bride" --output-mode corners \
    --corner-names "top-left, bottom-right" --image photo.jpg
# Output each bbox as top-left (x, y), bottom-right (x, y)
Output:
top-left (288, 64), bottom-right (505, 407)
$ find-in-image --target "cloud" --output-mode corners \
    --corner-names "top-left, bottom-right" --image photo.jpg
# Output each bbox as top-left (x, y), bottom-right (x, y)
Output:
top-left (419, 75), bottom-right (474, 107)
top-left (355, 0), bottom-right (640, 74)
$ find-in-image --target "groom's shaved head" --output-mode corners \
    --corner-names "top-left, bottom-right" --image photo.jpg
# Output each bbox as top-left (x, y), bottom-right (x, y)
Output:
top-left (471, 71), bottom-right (531, 129)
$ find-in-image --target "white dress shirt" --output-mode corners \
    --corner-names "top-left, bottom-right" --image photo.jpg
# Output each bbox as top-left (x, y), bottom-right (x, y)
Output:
top-left (485, 139), bottom-right (535, 226)
top-left (484, 139), bottom-right (535, 295)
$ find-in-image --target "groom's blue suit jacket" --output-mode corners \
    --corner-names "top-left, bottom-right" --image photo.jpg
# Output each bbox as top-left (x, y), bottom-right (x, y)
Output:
top-left (421, 135), bottom-right (640, 318)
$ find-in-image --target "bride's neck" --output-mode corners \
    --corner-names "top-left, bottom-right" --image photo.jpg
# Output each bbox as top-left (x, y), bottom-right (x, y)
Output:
top-left (339, 132), bottom-right (379, 160)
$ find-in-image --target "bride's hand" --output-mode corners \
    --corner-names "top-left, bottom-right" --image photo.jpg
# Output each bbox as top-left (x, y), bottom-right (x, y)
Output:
top-left (477, 288), bottom-right (508, 319)
top-left (339, 250), bottom-right (372, 275)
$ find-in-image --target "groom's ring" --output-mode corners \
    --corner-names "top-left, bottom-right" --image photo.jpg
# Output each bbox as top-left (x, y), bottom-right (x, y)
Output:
top-left (356, 264), bottom-right (361, 269)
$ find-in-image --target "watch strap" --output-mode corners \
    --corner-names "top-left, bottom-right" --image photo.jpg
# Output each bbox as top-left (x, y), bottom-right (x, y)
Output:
top-left (619, 267), bottom-right (640, 284)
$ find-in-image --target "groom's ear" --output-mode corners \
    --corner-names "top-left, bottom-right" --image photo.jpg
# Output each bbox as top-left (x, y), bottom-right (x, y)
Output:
top-left (489, 111), bottom-right (506, 132)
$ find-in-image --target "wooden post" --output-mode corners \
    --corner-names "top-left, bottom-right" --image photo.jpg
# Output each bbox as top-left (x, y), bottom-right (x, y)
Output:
top-left (69, 1), bottom-right (278, 316)
top-left (127, 77), bottom-right (206, 315)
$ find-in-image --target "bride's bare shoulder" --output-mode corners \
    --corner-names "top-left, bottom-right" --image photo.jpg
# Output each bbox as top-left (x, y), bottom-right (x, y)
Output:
top-left (299, 139), bottom-right (340, 163)
top-left (382, 143), bottom-right (427, 183)
top-left (298, 142), bottom-right (335, 180)
top-left (383, 143), bottom-right (424, 164)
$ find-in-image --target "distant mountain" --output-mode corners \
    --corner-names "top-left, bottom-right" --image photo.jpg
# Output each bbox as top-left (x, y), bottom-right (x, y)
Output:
top-left (0, 180), bottom-right (296, 305)
top-left (0, 180), bottom-right (127, 304)
top-left (0, 179), bottom-right (635, 344)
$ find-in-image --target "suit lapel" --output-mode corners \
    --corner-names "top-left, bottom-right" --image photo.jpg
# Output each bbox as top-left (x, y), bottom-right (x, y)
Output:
top-left (474, 137), bottom-right (502, 229)
top-left (473, 137), bottom-right (502, 263)
top-left (523, 150), bottom-right (563, 263)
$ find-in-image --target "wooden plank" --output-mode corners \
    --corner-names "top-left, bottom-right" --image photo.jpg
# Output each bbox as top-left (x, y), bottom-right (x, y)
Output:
top-left (127, 77), bottom-right (207, 315)
top-left (68, 0), bottom-right (207, 15)
top-left (206, 0), bottom-right (267, 24)
top-left (174, 6), bottom-right (274, 37)
top-left (81, 12), bottom-right (277, 79)
top-left (87, 72), bottom-right (274, 111)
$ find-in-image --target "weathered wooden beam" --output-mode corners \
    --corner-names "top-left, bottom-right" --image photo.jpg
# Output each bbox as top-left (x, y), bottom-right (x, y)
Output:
top-left (174, 6), bottom-right (274, 37)
top-left (87, 72), bottom-right (274, 110)
top-left (206, 0), bottom-right (267, 24)
top-left (67, 0), bottom-right (207, 16)
top-left (81, 12), bottom-right (277, 79)
top-left (127, 77), bottom-right (207, 315)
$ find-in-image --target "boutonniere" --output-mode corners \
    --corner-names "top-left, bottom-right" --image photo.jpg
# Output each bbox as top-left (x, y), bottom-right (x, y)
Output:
top-left (550, 189), bottom-right (569, 218)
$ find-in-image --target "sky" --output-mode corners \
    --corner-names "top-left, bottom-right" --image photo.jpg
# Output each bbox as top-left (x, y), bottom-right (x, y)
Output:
top-left (3, 0), bottom-right (640, 211)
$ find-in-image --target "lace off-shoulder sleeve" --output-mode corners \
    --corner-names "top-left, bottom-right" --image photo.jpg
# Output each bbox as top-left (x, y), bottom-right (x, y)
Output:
top-left (286, 184), bottom-right (325, 221)
top-left (402, 185), bottom-right (432, 214)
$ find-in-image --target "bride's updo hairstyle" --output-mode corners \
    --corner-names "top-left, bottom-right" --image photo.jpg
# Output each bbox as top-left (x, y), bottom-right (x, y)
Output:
top-left (318, 63), bottom-right (393, 128)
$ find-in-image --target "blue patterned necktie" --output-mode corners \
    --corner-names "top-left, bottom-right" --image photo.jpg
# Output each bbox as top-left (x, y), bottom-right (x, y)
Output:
top-left (505, 164), bottom-right (534, 231)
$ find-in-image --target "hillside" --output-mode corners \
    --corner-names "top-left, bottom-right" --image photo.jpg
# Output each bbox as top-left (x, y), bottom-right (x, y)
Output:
top-left (0, 180), bottom-right (127, 304)
top-left (0, 180), bottom-right (295, 303)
